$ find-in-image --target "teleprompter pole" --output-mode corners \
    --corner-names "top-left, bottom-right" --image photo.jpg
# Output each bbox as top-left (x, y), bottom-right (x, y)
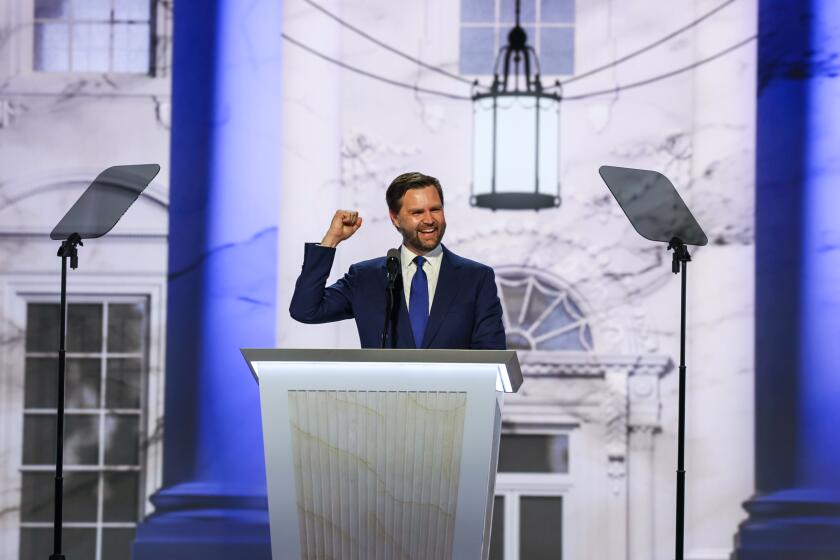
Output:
top-left (51, 233), bottom-right (82, 560)
top-left (668, 236), bottom-right (691, 560)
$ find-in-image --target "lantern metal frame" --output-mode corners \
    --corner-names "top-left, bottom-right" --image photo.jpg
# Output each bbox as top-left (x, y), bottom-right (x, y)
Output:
top-left (470, 0), bottom-right (563, 211)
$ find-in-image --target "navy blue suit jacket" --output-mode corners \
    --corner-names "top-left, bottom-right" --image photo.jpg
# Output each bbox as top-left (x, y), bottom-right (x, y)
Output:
top-left (289, 243), bottom-right (506, 349)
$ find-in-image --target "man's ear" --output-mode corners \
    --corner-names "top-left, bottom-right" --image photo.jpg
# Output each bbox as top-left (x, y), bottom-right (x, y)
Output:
top-left (389, 210), bottom-right (399, 229)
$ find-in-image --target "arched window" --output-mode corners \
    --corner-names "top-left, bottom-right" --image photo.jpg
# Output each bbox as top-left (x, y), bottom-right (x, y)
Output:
top-left (496, 269), bottom-right (593, 351)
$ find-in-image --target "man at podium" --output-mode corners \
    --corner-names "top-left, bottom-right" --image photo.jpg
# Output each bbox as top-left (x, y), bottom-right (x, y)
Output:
top-left (290, 172), bottom-right (506, 350)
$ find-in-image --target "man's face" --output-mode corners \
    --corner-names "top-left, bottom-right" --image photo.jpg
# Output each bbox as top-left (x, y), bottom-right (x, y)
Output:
top-left (389, 186), bottom-right (447, 255)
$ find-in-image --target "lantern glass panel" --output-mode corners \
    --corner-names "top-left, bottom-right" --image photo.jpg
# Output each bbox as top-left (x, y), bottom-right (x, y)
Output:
top-left (496, 95), bottom-right (538, 193)
top-left (472, 97), bottom-right (495, 196)
top-left (537, 97), bottom-right (560, 197)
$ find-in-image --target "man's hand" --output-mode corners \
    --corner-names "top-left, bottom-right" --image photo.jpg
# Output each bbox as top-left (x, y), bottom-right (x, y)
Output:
top-left (321, 210), bottom-right (363, 247)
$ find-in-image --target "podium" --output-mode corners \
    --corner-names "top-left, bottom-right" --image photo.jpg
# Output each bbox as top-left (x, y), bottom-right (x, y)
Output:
top-left (241, 348), bottom-right (523, 560)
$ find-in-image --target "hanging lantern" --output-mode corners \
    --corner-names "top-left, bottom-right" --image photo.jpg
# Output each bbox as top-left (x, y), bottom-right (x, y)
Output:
top-left (471, 7), bottom-right (562, 211)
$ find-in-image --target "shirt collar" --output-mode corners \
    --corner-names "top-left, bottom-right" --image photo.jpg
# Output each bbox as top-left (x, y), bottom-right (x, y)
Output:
top-left (400, 243), bottom-right (443, 267)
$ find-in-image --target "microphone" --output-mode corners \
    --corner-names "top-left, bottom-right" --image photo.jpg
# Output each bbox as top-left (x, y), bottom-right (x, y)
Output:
top-left (382, 248), bottom-right (401, 348)
top-left (386, 248), bottom-right (400, 286)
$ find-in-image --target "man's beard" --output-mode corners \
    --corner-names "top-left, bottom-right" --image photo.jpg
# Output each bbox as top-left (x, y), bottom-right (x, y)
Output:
top-left (402, 222), bottom-right (446, 253)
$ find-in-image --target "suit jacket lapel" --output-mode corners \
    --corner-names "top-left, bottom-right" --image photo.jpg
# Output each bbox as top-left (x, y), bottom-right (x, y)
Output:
top-left (421, 247), bottom-right (460, 348)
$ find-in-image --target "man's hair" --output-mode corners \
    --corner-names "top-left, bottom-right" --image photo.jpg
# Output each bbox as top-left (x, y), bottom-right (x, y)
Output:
top-left (386, 172), bottom-right (444, 213)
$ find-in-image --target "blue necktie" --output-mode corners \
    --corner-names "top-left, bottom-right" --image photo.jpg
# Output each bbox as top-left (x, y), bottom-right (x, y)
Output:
top-left (409, 256), bottom-right (429, 348)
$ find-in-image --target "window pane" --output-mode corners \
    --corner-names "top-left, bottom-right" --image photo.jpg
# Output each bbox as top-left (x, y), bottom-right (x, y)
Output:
top-left (67, 357), bottom-right (101, 408)
top-left (74, 0), bottom-right (111, 19)
top-left (540, 27), bottom-right (575, 75)
top-left (19, 527), bottom-right (96, 559)
top-left (67, 304), bottom-right (103, 352)
top-left (520, 496), bottom-right (563, 559)
top-left (107, 358), bottom-right (142, 408)
top-left (64, 472), bottom-right (100, 521)
top-left (20, 472), bottom-right (53, 522)
top-left (34, 22), bottom-right (70, 71)
top-left (521, 285), bottom-right (558, 329)
top-left (103, 471), bottom-right (139, 521)
top-left (67, 414), bottom-right (101, 464)
top-left (108, 302), bottom-right (145, 352)
top-left (19, 527), bottom-right (96, 560)
top-left (541, 0), bottom-right (575, 23)
top-left (26, 303), bottom-right (59, 352)
top-left (22, 414), bottom-right (56, 464)
top-left (532, 297), bottom-right (576, 337)
top-left (66, 529), bottom-right (99, 558)
top-left (105, 414), bottom-right (139, 465)
top-left (72, 22), bottom-right (111, 72)
top-left (20, 472), bottom-right (98, 522)
top-left (24, 358), bottom-right (100, 409)
top-left (24, 357), bottom-right (58, 408)
top-left (498, 434), bottom-right (569, 473)
top-left (537, 328), bottom-right (585, 351)
top-left (501, 0), bottom-right (535, 23)
top-left (489, 495), bottom-right (504, 560)
top-left (19, 527), bottom-right (51, 559)
top-left (114, 0), bottom-right (151, 20)
top-left (461, 0), bottom-right (495, 23)
top-left (460, 26), bottom-right (495, 74)
top-left (23, 414), bottom-right (101, 465)
top-left (102, 528), bottom-right (137, 558)
top-left (112, 22), bottom-right (150, 73)
top-left (35, 0), bottom-right (69, 19)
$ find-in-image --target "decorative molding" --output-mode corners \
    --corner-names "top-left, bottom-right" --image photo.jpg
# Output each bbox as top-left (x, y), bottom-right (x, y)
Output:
top-left (507, 351), bottom-right (672, 495)
top-left (628, 372), bottom-right (662, 429)
top-left (604, 369), bottom-right (629, 484)
top-left (629, 426), bottom-right (657, 451)
top-left (0, 98), bottom-right (27, 128)
top-left (517, 351), bottom-right (672, 378)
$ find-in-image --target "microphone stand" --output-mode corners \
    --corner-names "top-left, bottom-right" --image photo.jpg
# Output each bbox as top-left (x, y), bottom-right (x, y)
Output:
top-left (381, 254), bottom-right (400, 348)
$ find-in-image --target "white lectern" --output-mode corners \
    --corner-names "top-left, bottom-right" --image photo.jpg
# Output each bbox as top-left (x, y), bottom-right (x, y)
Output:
top-left (241, 348), bottom-right (522, 560)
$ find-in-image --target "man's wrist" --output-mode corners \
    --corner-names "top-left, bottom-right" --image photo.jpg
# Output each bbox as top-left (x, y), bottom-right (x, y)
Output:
top-left (320, 234), bottom-right (340, 248)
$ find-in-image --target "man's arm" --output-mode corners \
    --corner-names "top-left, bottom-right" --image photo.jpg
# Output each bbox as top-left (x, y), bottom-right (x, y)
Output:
top-left (289, 210), bottom-right (363, 324)
top-left (470, 267), bottom-right (507, 350)
top-left (289, 244), bottom-right (357, 323)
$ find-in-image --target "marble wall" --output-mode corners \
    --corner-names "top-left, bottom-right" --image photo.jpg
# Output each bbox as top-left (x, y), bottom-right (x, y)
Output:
top-left (280, 0), bottom-right (757, 558)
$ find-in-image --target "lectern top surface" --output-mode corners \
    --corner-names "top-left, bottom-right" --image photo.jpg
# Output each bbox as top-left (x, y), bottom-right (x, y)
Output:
top-left (240, 348), bottom-right (522, 393)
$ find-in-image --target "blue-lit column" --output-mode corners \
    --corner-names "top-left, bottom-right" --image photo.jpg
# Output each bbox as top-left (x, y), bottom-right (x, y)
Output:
top-left (133, 0), bottom-right (281, 558)
top-left (735, 0), bottom-right (840, 558)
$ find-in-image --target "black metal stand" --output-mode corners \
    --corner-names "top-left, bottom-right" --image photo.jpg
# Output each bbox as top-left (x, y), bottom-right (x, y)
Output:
top-left (51, 233), bottom-right (82, 560)
top-left (380, 286), bottom-right (396, 349)
top-left (668, 236), bottom-right (691, 560)
top-left (381, 271), bottom-right (399, 349)
top-left (380, 250), bottom-right (401, 348)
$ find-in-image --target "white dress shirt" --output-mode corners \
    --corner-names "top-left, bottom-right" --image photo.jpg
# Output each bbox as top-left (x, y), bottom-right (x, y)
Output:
top-left (400, 243), bottom-right (443, 313)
